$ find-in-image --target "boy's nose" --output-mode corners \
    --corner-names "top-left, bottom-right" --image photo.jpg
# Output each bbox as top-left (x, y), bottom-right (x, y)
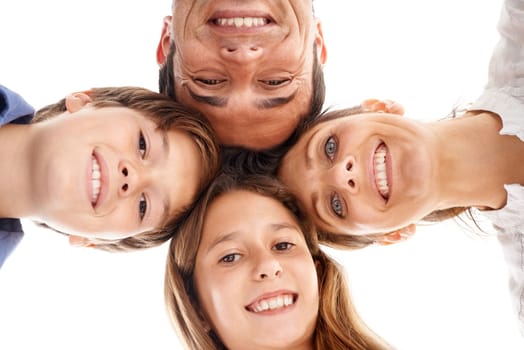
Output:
top-left (118, 160), bottom-right (145, 197)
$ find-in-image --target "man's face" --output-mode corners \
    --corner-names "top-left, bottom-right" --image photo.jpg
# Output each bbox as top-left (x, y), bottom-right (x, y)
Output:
top-left (157, 0), bottom-right (326, 149)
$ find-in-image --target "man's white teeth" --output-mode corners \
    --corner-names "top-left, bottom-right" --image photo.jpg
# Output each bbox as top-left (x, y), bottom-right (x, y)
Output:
top-left (374, 144), bottom-right (390, 198)
top-left (249, 294), bottom-right (294, 313)
top-left (91, 157), bottom-right (101, 205)
top-left (216, 17), bottom-right (268, 28)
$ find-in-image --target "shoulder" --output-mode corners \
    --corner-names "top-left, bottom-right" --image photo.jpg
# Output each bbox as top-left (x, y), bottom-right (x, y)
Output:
top-left (0, 84), bottom-right (34, 126)
top-left (0, 218), bottom-right (24, 269)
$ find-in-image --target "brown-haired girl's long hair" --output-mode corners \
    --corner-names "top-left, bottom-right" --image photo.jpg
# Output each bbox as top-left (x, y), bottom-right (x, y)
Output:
top-left (165, 173), bottom-right (391, 350)
top-left (33, 86), bottom-right (220, 252)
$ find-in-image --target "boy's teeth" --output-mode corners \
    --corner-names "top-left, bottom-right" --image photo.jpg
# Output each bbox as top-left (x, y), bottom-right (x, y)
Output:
top-left (91, 157), bottom-right (101, 205)
top-left (248, 294), bottom-right (295, 313)
top-left (374, 144), bottom-right (390, 199)
top-left (216, 17), bottom-right (268, 28)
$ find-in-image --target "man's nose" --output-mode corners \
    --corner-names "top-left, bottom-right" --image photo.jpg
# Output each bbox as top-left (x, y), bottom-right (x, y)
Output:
top-left (219, 44), bottom-right (263, 64)
top-left (326, 157), bottom-right (358, 194)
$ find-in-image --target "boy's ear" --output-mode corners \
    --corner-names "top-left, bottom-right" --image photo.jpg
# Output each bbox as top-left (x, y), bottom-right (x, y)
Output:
top-left (314, 19), bottom-right (327, 65)
top-left (65, 92), bottom-right (93, 113)
top-left (157, 16), bottom-right (173, 66)
top-left (376, 224), bottom-right (416, 246)
top-left (68, 235), bottom-right (94, 248)
top-left (361, 99), bottom-right (405, 116)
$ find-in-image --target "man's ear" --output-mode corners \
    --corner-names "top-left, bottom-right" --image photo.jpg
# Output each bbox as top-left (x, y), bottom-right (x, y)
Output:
top-left (68, 235), bottom-right (94, 248)
top-left (65, 92), bottom-right (93, 113)
top-left (157, 16), bottom-right (173, 66)
top-left (376, 224), bottom-right (416, 246)
top-left (361, 99), bottom-right (405, 116)
top-left (314, 19), bottom-right (327, 65)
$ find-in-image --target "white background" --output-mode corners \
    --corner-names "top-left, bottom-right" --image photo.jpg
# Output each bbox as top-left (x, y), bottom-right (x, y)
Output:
top-left (1, 1), bottom-right (523, 349)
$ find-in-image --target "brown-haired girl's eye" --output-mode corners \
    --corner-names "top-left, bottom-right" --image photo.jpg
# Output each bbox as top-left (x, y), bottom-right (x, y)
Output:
top-left (220, 253), bottom-right (240, 264)
top-left (273, 242), bottom-right (295, 251)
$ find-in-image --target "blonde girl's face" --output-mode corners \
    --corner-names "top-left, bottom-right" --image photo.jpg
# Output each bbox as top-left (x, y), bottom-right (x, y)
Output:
top-left (194, 190), bottom-right (319, 350)
top-left (279, 112), bottom-right (440, 235)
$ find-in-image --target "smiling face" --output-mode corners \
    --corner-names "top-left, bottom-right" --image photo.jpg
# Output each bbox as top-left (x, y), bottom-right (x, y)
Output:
top-left (157, 0), bottom-right (326, 149)
top-left (193, 190), bottom-right (318, 350)
top-left (29, 99), bottom-right (200, 240)
top-left (279, 112), bottom-right (441, 235)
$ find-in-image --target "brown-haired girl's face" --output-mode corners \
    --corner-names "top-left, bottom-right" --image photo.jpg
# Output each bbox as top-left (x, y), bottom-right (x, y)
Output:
top-left (30, 94), bottom-right (201, 242)
top-left (193, 190), bottom-right (319, 350)
top-left (279, 112), bottom-right (441, 235)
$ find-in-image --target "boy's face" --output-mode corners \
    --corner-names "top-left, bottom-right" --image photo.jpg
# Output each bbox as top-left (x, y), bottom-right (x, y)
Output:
top-left (29, 93), bottom-right (201, 242)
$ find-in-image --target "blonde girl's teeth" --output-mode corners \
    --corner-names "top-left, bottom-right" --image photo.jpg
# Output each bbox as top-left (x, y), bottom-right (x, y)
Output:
top-left (227, 18), bottom-right (235, 26)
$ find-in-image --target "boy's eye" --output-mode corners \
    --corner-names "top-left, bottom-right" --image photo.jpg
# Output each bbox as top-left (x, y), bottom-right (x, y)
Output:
top-left (273, 242), bottom-right (295, 251)
top-left (325, 136), bottom-right (337, 160)
top-left (220, 253), bottom-right (240, 264)
top-left (330, 193), bottom-right (344, 218)
top-left (138, 194), bottom-right (147, 221)
top-left (138, 131), bottom-right (147, 158)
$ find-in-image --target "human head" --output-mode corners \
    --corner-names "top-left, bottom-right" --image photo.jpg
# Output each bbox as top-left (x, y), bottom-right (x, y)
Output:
top-left (157, 0), bottom-right (327, 150)
top-left (32, 87), bottom-right (220, 251)
top-left (164, 173), bottom-right (389, 349)
top-left (279, 104), bottom-right (467, 248)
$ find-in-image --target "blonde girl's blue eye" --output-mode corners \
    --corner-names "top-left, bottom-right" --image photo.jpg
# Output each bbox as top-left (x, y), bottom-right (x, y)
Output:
top-left (331, 193), bottom-right (344, 217)
top-left (220, 253), bottom-right (240, 264)
top-left (273, 242), bottom-right (295, 251)
top-left (138, 194), bottom-right (147, 221)
top-left (325, 136), bottom-right (337, 160)
top-left (138, 131), bottom-right (147, 158)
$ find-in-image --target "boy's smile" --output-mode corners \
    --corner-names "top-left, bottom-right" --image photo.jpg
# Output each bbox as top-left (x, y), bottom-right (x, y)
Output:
top-left (89, 150), bottom-right (106, 209)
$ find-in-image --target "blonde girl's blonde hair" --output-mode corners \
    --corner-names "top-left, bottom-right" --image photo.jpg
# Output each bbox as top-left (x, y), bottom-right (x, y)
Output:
top-left (165, 173), bottom-right (391, 350)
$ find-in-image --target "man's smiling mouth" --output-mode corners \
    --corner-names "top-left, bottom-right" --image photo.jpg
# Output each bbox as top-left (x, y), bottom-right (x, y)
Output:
top-left (212, 17), bottom-right (270, 28)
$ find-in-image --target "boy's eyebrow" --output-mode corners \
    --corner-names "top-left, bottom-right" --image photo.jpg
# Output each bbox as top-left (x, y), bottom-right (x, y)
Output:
top-left (161, 130), bottom-right (170, 157)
